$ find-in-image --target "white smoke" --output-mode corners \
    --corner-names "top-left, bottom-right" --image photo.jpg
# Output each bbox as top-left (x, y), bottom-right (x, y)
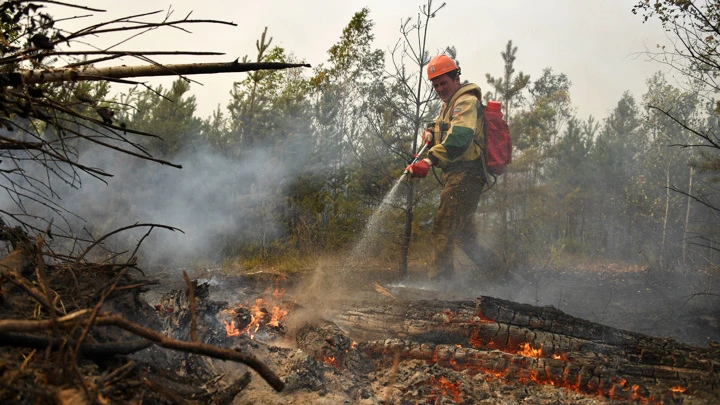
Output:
top-left (0, 140), bottom-right (289, 267)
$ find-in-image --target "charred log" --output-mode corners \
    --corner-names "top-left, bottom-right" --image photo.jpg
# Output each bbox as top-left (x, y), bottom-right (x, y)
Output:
top-left (326, 296), bottom-right (720, 404)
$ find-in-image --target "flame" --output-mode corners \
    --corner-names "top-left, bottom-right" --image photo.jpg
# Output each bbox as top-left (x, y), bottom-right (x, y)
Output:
top-left (671, 386), bottom-right (687, 393)
top-left (517, 342), bottom-right (542, 357)
top-left (267, 304), bottom-right (288, 327)
top-left (323, 356), bottom-right (340, 367)
top-left (272, 286), bottom-right (285, 301)
top-left (430, 376), bottom-right (461, 403)
top-left (217, 285), bottom-right (289, 339)
top-left (223, 319), bottom-right (240, 336)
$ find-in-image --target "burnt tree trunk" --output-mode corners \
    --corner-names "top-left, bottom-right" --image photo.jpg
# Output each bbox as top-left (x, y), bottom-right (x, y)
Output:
top-left (303, 295), bottom-right (720, 404)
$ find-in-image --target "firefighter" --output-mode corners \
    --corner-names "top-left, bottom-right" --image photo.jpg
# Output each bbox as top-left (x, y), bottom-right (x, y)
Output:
top-left (405, 54), bottom-right (488, 280)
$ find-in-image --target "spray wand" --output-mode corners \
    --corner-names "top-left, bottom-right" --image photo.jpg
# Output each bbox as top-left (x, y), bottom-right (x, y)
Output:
top-left (402, 142), bottom-right (429, 180)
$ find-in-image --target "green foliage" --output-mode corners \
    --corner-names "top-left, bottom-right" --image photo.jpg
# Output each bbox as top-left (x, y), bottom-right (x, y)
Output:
top-left (123, 79), bottom-right (201, 158)
top-left (227, 28), bottom-right (300, 149)
top-left (485, 40), bottom-right (531, 116)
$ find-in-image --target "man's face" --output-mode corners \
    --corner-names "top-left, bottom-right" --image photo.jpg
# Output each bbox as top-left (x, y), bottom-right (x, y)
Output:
top-left (431, 73), bottom-right (461, 103)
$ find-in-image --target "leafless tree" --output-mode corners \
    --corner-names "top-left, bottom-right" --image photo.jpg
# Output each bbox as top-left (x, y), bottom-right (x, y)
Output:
top-left (0, 1), bottom-right (308, 243)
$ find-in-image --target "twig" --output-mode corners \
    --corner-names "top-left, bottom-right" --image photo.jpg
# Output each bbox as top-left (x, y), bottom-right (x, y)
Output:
top-left (2, 270), bottom-right (63, 315)
top-left (0, 309), bottom-right (90, 332)
top-left (34, 231), bottom-right (60, 339)
top-left (97, 360), bottom-right (136, 392)
top-left (143, 377), bottom-right (190, 405)
top-left (22, 1), bottom-right (105, 12)
top-left (73, 223), bottom-right (182, 266)
top-left (73, 265), bottom-right (131, 369)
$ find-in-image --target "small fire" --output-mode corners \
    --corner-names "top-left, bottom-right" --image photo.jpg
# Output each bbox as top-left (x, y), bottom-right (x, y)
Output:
top-left (517, 342), bottom-right (542, 358)
top-left (430, 376), bottom-right (461, 403)
top-left (223, 318), bottom-right (241, 336)
top-left (322, 356), bottom-right (340, 367)
top-left (218, 287), bottom-right (289, 339)
top-left (671, 386), bottom-right (687, 393)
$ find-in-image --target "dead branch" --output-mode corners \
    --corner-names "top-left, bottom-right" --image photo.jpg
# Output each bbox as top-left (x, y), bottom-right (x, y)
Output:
top-left (0, 332), bottom-right (152, 356)
top-left (648, 104), bottom-right (720, 149)
top-left (211, 372), bottom-right (252, 405)
top-left (0, 309), bottom-right (90, 332)
top-left (73, 264), bottom-right (132, 366)
top-left (74, 223), bottom-right (183, 265)
top-left (0, 309), bottom-right (285, 391)
top-left (24, 1), bottom-right (105, 12)
top-left (17, 61), bottom-right (311, 85)
top-left (92, 313), bottom-right (285, 392)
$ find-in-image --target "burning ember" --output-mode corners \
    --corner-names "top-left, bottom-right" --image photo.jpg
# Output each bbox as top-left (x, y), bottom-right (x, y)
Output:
top-left (218, 287), bottom-right (289, 339)
top-left (516, 342), bottom-right (542, 358)
top-left (429, 376), bottom-right (461, 403)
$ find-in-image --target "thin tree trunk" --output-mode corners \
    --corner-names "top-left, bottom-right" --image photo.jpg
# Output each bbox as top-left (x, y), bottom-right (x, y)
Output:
top-left (660, 162), bottom-right (671, 269)
top-left (682, 166), bottom-right (694, 267)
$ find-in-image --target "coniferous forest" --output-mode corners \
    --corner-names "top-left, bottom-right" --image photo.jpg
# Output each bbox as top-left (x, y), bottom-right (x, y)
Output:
top-left (2, 2), bottom-right (719, 278)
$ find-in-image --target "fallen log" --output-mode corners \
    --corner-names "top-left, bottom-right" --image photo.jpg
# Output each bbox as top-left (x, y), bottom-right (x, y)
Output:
top-left (325, 295), bottom-right (720, 404)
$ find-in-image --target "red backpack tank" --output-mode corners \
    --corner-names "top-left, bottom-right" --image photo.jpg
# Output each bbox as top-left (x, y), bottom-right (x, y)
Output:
top-left (482, 100), bottom-right (512, 176)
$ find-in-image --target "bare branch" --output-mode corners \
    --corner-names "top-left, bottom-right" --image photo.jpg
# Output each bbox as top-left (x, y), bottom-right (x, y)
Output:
top-left (18, 61), bottom-right (312, 85)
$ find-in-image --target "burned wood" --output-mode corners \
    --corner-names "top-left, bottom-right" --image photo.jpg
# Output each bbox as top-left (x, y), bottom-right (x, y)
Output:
top-left (330, 296), bottom-right (720, 403)
top-left (0, 332), bottom-right (152, 356)
top-left (183, 270), bottom-right (199, 342)
top-left (291, 310), bottom-right (362, 371)
top-left (143, 376), bottom-right (191, 405)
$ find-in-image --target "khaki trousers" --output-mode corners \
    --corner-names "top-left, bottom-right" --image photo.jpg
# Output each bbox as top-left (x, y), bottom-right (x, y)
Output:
top-left (429, 159), bottom-right (486, 279)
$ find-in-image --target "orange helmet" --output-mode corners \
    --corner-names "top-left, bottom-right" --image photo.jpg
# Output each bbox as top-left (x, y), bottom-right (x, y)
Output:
top-left (427, 54), bottom-right (459, 80)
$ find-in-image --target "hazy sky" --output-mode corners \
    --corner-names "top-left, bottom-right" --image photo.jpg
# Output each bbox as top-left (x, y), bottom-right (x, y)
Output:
top-left (54, 0), bottom-right (671, 121)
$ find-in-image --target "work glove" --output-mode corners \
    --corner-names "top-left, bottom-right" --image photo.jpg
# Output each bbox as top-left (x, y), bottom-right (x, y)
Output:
top-left (405, 158), bottom-right (432, 178)
top-left (422, 129), bottom-right (435, 145)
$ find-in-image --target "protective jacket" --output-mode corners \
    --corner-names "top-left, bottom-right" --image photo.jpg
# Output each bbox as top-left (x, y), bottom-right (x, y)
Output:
top-left (428, 83), bottom-right (484, 169)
